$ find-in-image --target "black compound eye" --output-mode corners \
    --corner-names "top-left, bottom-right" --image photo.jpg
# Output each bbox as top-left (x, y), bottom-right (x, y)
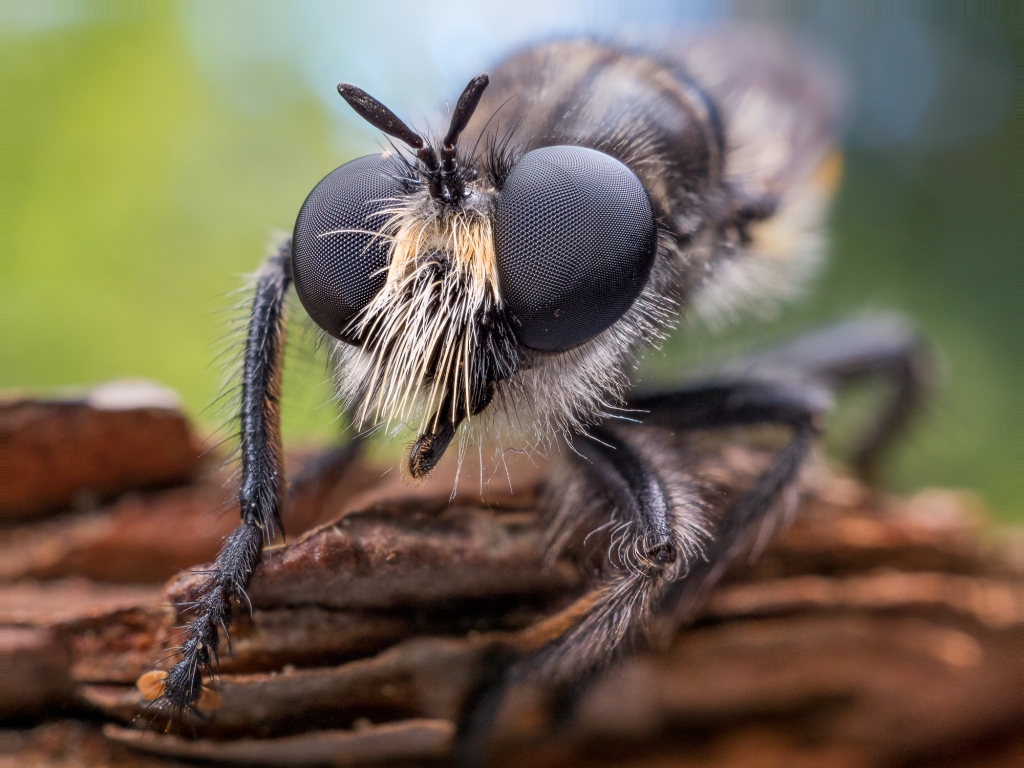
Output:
top-left (493, 145), bottom-right (657, 351)
top-left (292, 153), bottom-right (408, 344)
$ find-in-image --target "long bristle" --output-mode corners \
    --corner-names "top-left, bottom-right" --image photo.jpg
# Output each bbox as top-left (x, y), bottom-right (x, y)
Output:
top-left (347, 200), bottom-right (499, 433)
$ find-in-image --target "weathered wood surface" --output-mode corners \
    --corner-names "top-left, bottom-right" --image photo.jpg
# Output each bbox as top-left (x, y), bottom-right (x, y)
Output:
top-left (2, 384), bottom-right (1022, 767)
top-left (1, 381), bottom-right (202, 522)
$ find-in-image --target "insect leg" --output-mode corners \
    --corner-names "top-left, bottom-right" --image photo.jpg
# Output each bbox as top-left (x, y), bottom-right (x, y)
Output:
top-left (714, 315), bottom-right (934, 480)
top-left (635, 377), bottom-right (828, 623)
top-left (546, 423), bottom-right (697, 669)
top-left (532, 379), bottom-right (829, 737)
top-left (158, 241), bottom-right (292, 717)
top-left (460, 320), bottom-right (931, 760)
top-left (454, 423), bottom-right (703, 765)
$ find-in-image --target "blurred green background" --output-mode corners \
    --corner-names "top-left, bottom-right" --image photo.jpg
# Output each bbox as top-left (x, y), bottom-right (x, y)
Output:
top-left (2, 3), bottom-right (1019, 520)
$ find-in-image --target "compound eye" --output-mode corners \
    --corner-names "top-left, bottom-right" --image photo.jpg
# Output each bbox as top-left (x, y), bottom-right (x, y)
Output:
top-left (493, 145), bottom-right (657, 351)
top-left (292, 154), bottom-right (408, 344)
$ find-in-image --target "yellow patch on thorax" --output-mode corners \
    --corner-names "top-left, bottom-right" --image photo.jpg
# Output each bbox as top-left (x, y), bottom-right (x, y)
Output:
top-left (813, 150), bottom-right (844, 197)
top-left (746, 150), bottom-right (843, 262)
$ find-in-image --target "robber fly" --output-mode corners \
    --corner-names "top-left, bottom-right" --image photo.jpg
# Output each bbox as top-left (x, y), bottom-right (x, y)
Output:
top-left (148, 26), bottom-right (930, 753)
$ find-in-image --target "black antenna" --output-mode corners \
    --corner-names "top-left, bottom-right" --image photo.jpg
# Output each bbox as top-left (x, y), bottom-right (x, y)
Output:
top-left (337, 82), bottom-right (439, 171)
top-left (442, 74), bottom-right (489, 171)
top-left (337, 74), bottom-right (490, 203)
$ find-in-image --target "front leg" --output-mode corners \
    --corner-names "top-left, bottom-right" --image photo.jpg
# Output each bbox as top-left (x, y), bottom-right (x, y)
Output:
top-left (635, 316), bottom-right (933, 621)
top-left (156, 241), bottom-right (292, 717)
top-left (456, 377), bottom-right (832, 764)
top-left (455, 421), bottom-right (701, 765)
top-left (634, 377), bottom-right (828, 623)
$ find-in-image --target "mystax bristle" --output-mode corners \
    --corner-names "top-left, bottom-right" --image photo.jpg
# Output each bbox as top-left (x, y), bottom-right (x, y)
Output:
top-left (349, 201), bottom-right (500, 436)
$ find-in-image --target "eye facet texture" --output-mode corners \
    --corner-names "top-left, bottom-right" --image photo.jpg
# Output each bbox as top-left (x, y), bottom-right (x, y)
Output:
top-left (292, 154), bottom-right (407, 344)
top-left (493, 145), bottom-right (657, 351)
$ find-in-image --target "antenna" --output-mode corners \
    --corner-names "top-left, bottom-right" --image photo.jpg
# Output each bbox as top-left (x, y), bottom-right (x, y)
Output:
top-left (337, 74), bottom-right (491, 202)
top-left (337, 83), bottom-right (439, 171)
top-left (442, 74), bottom-right (489, 171)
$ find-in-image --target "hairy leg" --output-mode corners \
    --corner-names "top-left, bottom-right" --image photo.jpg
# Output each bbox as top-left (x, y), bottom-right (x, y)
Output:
top-left (632, 316), bottom-right (934, 620)
top-left (678, 314), bottom-right (934, 479)
top-left (634, 378), bottom-right (828, 625)
top-left (454, 382), bottom-right (825, 764)
top-left (541, 423), bottom-right (711, 677)
top-left (456, 316), bottom-right (933, 762)
top-left (454, 421), bottom-right (704, 765)
top-left (156, 241), bottom-right (292, 717)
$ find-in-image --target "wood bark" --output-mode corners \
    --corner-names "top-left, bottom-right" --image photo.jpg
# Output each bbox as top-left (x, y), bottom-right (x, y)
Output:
top-left (2, 384), bottom-right (1021, 767)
